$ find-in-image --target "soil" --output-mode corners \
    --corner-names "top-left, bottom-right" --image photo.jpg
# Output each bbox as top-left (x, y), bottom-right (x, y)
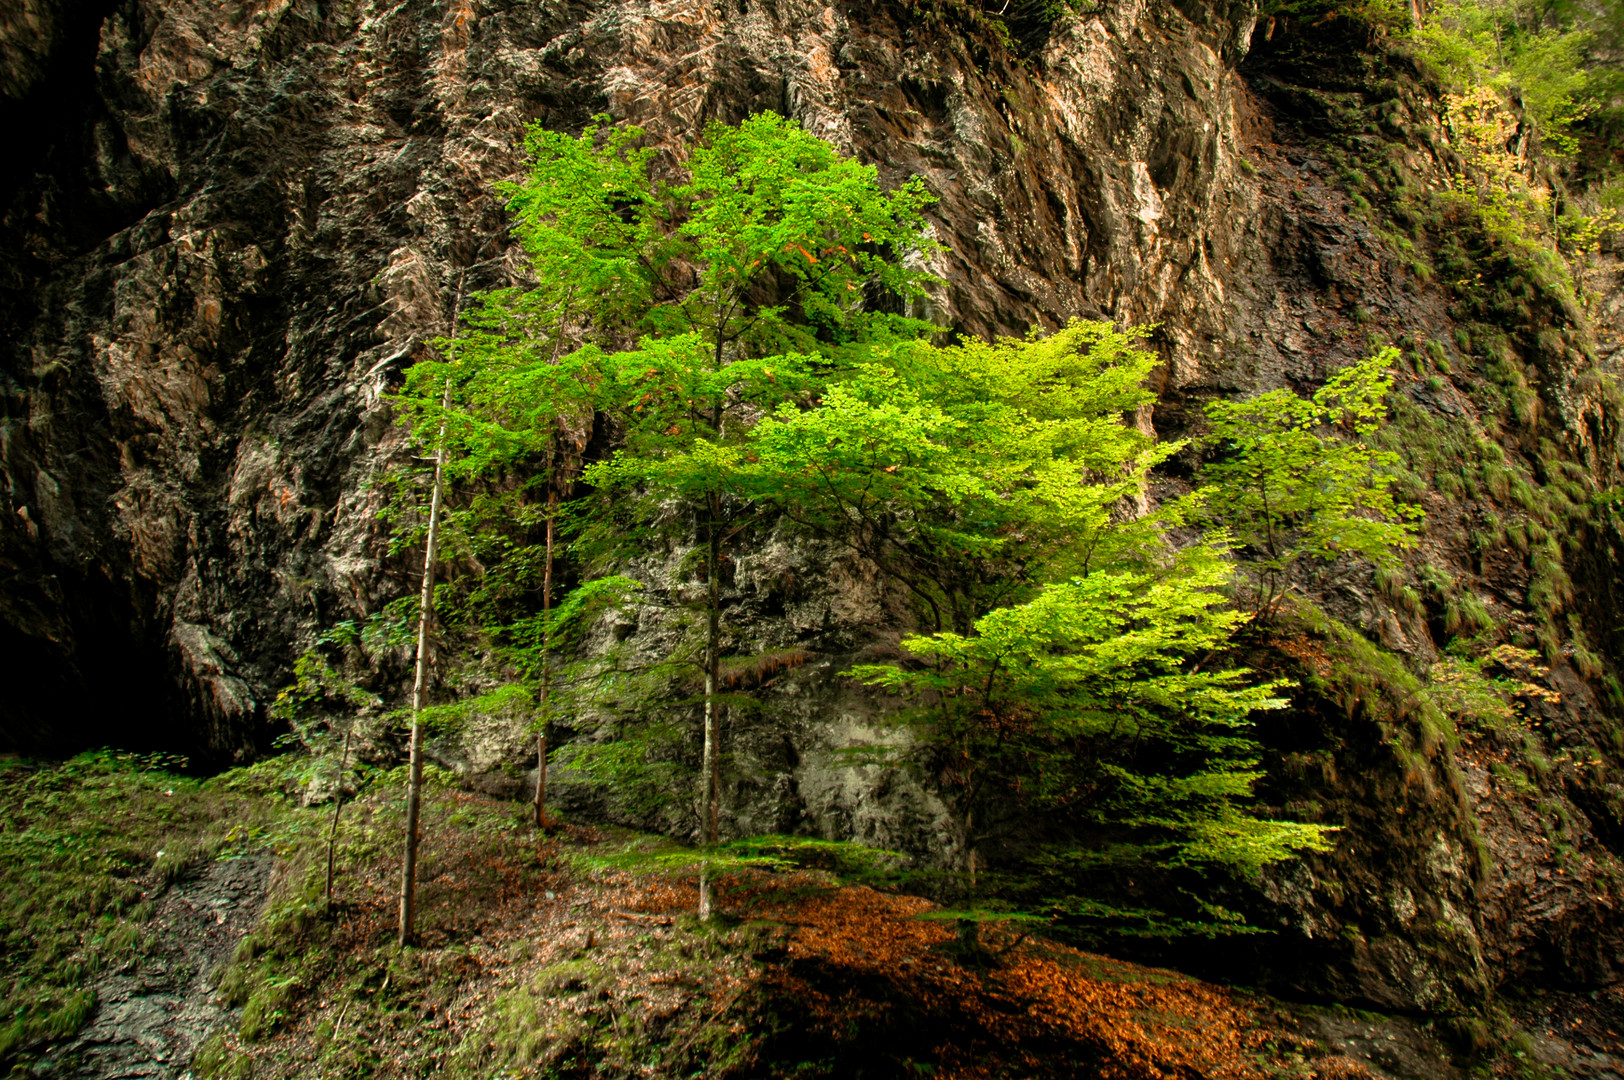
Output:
top-left (31, 857), bottom-right (272, 1079)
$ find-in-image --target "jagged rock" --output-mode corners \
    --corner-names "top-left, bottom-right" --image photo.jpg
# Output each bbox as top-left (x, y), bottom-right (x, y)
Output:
top-left (5, 0), bottom-right (1624, 1015)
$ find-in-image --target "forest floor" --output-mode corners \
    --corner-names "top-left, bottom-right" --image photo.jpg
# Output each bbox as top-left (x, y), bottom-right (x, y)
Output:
top-left (0, 755), bottom-right (1609, 1080)
top-left (31, 855), bottom-right (271, 1078)
top-left (184, 774), bottom-right (1376, 1080)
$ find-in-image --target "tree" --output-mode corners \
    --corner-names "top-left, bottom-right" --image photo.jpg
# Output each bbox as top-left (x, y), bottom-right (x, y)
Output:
top-left (393, 121), bottom-right (660, 832)
top-left (743, 321), bottom-right (1173, 637)
top-left (1200, 347), bottom-right (1421, 620)
top-left (391, 113), bottom-right (935, 919)
top-left (578, 112), bottom-right (937, 918)
top-left (269, 624), bottom-right (382, 906)
top-left (744, 321), bottom-right (1330, 935)
top-left (848, 549), bottom-right (1333, 936)
top-left (394, 278), bottom-right (469, 948)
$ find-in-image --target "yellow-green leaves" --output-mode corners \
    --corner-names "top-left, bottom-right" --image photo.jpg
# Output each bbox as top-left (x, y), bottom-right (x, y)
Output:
top-left (849, 542), bottom-right (1331, 888)
top-left (744, 320), bottom-right (1173, 634)
top-left (1201, 347), bottom-right (1422, 617)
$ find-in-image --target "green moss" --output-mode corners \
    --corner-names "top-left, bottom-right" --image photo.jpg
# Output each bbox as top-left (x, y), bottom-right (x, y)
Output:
top-left (192, 1032), bottom-right (254, 1079)
top-left (1490, 761), bottom-right (1537, 796)
top-left (1480, 461), bottom-right (1514, 501)
top-left (1293, 604), bottom-right (1460, 770)
top-left (1528, 541), bottom-right (1573, 618)
top-left (1445, 592), bottom-right (1495, 638)
top-left (0, 754), bottom-right (287, 1070)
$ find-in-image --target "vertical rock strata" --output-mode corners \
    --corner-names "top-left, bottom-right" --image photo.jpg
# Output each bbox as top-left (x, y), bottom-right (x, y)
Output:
top-left (3, 0), bottom-right (1623, 1010)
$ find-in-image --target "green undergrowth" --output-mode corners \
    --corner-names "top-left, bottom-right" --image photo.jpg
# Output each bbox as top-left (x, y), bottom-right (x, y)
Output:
top-left (1368, 327), bottom-right (1614, 676)
top-left (446, 918), bottom-right (776, 1080)
top-left (0, 752), bottom-right (291, 1072)
top-left (192, 773), bottom-right (814, 1080)
top-left (1291, 591), bottom-right (1624, 888)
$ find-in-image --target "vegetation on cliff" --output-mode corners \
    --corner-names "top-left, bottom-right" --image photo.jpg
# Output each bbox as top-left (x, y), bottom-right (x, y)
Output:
top-left (362, 115), bottom-right (1424, 946)
top-left (8, 0), bottom-right (1624, 1075)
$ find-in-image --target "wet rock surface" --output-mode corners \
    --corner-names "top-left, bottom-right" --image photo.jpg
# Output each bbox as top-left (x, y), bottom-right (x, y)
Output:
top-left (1287, 1007), bottom-right (1466, 1080)
top-left (33, 857), bottom-right (270, 1079)
top-left (1500, 983), bottom-right (1624, 1079)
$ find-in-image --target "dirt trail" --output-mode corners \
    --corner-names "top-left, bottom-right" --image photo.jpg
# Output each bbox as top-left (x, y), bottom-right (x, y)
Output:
top-left (33, 856), bottom-right (271, 1079)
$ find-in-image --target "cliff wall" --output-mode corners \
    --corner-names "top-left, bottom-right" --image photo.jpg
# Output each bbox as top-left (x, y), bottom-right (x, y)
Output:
top-left (4, 0), bottom-right (1624, 1016)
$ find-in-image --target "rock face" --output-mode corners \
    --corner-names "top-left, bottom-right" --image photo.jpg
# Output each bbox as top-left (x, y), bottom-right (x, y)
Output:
top-left (4, 0), bottom-right (1624, 1016)
top-left (1, 0), bottom-right (1259, 757)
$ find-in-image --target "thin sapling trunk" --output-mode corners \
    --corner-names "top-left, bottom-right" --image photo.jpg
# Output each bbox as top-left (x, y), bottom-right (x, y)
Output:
top-left (534, 488), bottom-right (556, 829)
top-left (698, 502), bottom-right (723, 921)
top-left (400, 278), bottom-right (462, 948)
top-left (534, 290), bottom-right (574, 831)
top-left (399, 372), bottom-right (449, 947)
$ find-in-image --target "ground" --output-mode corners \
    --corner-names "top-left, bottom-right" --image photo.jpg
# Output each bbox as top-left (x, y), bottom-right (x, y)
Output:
top-left (1, 755), bottom-right (1614, 1079)
top-left (33, 857), bottom-right (271, 1078)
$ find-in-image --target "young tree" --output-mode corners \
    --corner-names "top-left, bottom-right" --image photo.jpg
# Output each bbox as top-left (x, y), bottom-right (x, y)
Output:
top-left (579, 112), bottom-right (937, 918)
top-left (745, 321), bottom-right (1332, 937)
top-left (396, 278), bottom-right (467, 948)
top-left (393, 122), bottom-right (661, 831)
top-left (270, 625), bottom-right (382, 905)
top-left (388, 113), bottom-right (935, 920)
top-left (1200, 347), bottom-right (1421, 619)
top-left (848, 549), bottom-right (1333, 935)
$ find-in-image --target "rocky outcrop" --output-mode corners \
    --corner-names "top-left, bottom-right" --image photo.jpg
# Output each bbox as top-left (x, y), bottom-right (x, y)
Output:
top-left (1, 0), bottom-right (1262, 758)
top-left (5, 0), bottom-right (1624, 1017)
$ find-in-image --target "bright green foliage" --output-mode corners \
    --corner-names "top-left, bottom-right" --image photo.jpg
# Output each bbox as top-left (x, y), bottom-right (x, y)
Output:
top-left (1412, 0), bottom-right (1616, 155)
top-left (849, 548), bottom-right (1331, 911)
top-left (575, 116), bottom-right (936, 912)
top-left (573, 113), bottom-right (939, 616)
top-left (386, 120), bottom-right (664, 683)
top-left (382, 112), bottom-right (939, 863)
top-left (745, 321), bottom-right (1331, 930)
top-left (586, 110), bottom-right (939, 484)
top-left (398, 120), bottom-right (662, 489)
top-left (648, 112), bottom-right (937, 354)
top-left (1202, 348), bottom-right (1422, 617)
top-left (744, 321), bottom-right (1173, 635)
top-left (501, 119), bottom-right (663, 345)
top-left (447, 114), bottom-right (940, 900)
top-left (1271, 0), bottom-right (1623, 160)
top-left (379, 116), bottom-right (1342, 936)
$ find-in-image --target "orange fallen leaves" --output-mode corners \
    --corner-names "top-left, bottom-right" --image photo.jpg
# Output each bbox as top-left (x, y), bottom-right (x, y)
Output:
top-left (225, 788), bottom-right (1374, 1079)
top-left (732, 880), bottom-right (1375, 1080)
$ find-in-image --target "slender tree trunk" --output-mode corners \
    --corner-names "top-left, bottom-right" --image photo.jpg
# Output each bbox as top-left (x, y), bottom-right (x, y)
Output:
top-left (399, 374), bottom-right (450, 948)
top-left (955, 805), bottom-right (981, 951)
top-left (534, 488), bottom-right (556, 829)
top-left (400, 277), bottom-right (462, 949)
top-left (697, 502), bottom-right (723, 921)
top-left (325, 723), bottom-right (353, 905)
top-left (963, 801), bottom-right (978, 898)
